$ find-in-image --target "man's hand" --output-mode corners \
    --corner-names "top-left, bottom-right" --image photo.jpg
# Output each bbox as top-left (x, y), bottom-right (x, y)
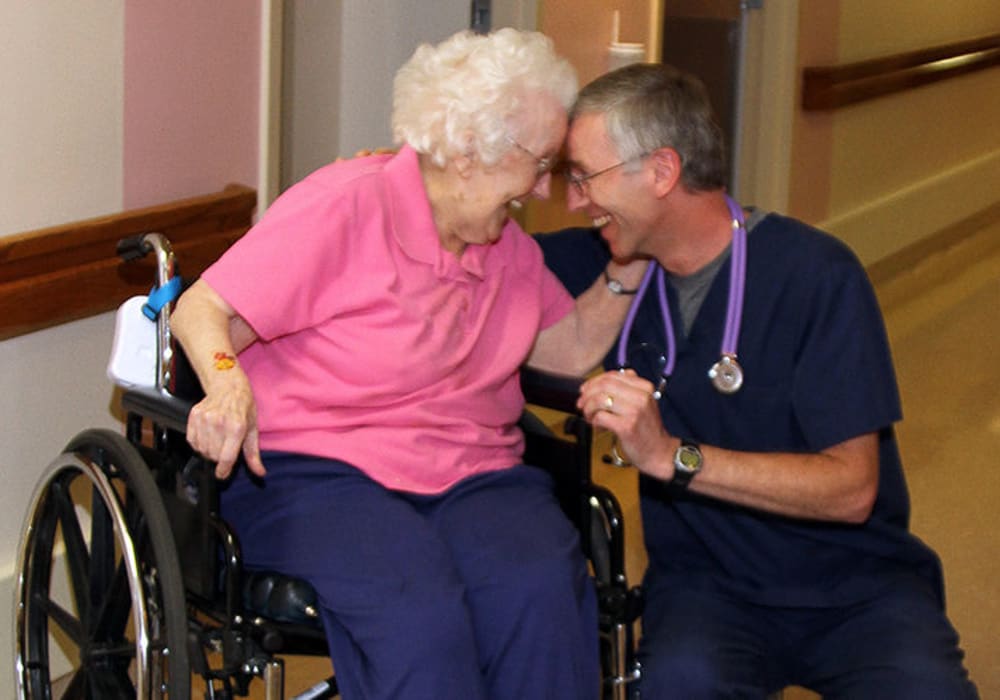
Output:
top-left (578, 369), bottom-right (675, 481)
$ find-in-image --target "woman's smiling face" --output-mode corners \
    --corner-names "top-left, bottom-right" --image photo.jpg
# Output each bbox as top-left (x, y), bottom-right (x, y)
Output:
top-left (444, 94), bottom-right (567, 253)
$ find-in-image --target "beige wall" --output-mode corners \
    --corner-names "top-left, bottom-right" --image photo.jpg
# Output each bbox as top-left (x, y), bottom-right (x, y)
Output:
top-left (541, 0), bottom-right (656, 86)
top-left (837, 0), bottom-right (1000, 60)
top-left (530, 0), bottom-right (660, 232)
top-left (0, 3), bottom-right (125, 235)
top-left (792, 0), bottom-right (1000, 264)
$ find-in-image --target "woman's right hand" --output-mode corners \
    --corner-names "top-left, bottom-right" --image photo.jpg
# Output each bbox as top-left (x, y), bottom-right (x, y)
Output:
top-left (186, 368), bottom-right (265, 479)
top-left (172, 279), bottom-right (265, 480)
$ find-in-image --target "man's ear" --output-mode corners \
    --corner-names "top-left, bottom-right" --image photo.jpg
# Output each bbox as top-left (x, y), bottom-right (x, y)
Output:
top-left (649, 147), bottom-right (682, 197)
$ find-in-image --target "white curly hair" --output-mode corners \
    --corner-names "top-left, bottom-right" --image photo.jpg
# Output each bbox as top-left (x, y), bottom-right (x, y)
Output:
top-left (392, 29), bottom-right (577, 167)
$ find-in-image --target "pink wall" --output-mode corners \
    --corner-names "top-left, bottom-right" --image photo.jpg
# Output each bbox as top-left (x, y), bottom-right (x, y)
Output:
top-left (123, 2), bottom-right (260, 209)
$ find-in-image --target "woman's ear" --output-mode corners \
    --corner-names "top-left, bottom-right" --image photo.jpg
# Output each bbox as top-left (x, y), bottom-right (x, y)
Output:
top-left (453, 131), bottom-right (478, 178)
top-left (649, 147), bottom-right (682, 197)
top-left (453, 152), bottom-right (475, 178)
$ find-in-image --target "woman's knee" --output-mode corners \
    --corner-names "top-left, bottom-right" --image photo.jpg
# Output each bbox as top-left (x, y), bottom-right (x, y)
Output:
top-left (493, 543), bottom-right (596, 634)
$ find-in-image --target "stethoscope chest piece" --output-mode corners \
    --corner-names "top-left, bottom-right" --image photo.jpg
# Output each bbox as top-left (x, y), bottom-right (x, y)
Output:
top-left (708, 354), bottom-right (743, 394)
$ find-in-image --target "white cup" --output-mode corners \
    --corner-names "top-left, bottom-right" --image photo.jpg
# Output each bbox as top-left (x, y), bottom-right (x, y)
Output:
top-left (607, 42), bottom-right (646, 72)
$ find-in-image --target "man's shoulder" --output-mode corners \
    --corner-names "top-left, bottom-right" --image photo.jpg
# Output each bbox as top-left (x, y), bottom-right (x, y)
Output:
top-left (752, 213), bottom-right (864, 275)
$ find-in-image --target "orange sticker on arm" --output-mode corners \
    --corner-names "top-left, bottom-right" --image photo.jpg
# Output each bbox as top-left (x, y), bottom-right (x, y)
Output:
top-left (213, 352), bottom-right (236, 370)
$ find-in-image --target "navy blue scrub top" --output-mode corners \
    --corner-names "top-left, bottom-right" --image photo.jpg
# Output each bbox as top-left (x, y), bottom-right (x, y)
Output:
top-left (537, 215), bottom-right (944, 608)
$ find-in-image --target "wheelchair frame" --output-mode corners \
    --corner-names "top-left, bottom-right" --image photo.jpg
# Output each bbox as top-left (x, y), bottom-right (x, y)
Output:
top-left (14, 233), bottom-right (641, 699)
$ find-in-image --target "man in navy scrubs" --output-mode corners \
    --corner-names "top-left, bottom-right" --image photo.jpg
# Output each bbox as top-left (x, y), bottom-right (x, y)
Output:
top-left (538, 63), bottom-right (978, 699)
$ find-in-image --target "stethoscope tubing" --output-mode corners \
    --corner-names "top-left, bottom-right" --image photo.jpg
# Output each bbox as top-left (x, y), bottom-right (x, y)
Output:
top-left (614, 195), bottom-right (747, 395)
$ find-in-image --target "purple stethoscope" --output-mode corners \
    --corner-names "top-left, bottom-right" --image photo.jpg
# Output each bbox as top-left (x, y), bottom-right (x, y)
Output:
top-left (616, 195), bottom-right (747, 397)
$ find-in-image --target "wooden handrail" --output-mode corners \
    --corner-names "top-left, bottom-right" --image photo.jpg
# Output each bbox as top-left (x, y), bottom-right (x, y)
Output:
top-left (0, 185), bottom-right (255, 340)
top-left (802, 33), bottom-right (1000, 110)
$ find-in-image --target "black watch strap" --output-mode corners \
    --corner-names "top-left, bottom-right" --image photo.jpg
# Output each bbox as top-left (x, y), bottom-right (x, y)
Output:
top-left (672, 439), bottom-right (703, 489)
top-left (604, 269), bottom-right (639, 295)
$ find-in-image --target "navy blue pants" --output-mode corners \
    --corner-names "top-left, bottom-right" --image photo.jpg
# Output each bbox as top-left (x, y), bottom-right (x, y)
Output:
top-left (222, 454), bottom-right (600, 700)
top-left (637, 572), bottom-right (978, 699)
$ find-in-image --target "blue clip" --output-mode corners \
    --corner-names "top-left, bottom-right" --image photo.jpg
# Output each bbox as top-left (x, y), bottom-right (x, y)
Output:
top-left (142, 276), bottom-right (183, 321)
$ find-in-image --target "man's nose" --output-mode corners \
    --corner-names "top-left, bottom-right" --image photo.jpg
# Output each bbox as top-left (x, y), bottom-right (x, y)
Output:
top-left (565, 182), bottom-right (589, 211)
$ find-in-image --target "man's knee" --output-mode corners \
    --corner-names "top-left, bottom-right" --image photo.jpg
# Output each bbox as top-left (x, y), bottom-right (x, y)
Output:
top-left (638, 647), bottom-right (724, 699)
top-left (822, 645), bottom-right (978, 699)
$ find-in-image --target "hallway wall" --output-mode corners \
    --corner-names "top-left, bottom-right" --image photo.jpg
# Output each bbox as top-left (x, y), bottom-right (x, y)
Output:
top-left (0, 4), bottom-right (260, 694)
top-left (791, 0), bottom-right (1000, 265)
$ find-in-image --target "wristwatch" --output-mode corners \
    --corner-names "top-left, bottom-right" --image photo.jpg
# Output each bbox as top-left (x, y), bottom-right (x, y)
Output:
top-left (672, 440), bottom-right (703, 488)
top-left (603, 269), bottom-right (638, 295)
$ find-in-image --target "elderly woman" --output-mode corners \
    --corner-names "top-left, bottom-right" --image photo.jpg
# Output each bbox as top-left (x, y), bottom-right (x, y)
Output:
top-left (172, 29), bottom-right (642, 700)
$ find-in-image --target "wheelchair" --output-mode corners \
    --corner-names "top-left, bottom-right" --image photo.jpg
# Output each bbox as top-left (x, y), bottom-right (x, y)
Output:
top-left (14, 232), bottom-right (642, 699)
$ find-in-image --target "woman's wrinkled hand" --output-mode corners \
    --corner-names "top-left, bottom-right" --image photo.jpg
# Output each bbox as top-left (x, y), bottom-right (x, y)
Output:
top-left (186, 369), bottom-right (265, 480)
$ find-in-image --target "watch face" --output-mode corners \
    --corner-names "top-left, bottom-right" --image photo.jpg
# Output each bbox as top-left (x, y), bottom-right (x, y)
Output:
top-left (676, 445), bottom-right (702, 472)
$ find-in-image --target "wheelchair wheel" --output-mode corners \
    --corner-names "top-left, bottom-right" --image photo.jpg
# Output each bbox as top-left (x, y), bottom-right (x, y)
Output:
top-left (15, 428), bottom-right (190, 698)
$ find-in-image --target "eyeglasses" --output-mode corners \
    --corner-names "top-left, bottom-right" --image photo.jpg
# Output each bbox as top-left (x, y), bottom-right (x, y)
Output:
top-left (564, 160), bottom-right (630, 195)
top-left (505, 136), bottom-right (555, 175)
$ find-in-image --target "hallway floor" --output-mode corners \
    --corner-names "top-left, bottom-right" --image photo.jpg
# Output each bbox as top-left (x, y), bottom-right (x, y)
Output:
top-left (877, 218), bottom-right (1000, 697)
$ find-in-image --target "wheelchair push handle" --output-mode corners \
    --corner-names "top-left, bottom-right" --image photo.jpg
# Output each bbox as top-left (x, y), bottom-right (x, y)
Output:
top-left (116, 233), bottom-right (154, 261)
top-left (117, 232), bottom-right (175, 283)
top-left (114, 232), bottom-right (179, 393)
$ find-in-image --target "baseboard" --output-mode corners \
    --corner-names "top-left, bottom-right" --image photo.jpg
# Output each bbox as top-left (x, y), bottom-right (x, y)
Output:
top-left (867, 200), bottom-right (1000, 284)
top-left (818, 148), bottom-right (1000, 267)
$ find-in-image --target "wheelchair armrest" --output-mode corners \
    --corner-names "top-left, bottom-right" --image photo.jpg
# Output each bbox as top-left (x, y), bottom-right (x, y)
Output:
top-left (520, 367), bottom-right (583, 414)
top-left (585, 483), bottom-right (627, 585)
top-left (123, 368), bottom-right (578, 432)
top-left (586, 482), bottom-right (645, 625)
top-left (121, 387), bottom-right (193, 434)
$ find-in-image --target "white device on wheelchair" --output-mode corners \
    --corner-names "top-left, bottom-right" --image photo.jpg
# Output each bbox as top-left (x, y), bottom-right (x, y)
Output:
top-left (108, 295), bottom-right (158, 388)
top-left (107, 274), bottom-right (182, 389)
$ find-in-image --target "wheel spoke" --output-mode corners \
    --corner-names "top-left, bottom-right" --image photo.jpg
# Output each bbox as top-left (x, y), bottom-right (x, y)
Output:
top-left (90, 659), bottom-right (138, 700)
top-left (52, 479), bottom-right (92, 626)
top-left (90, 640), bottom-right (138, 660)
top-left (35, 593), bottom-right (86, 647)
top-left (89, 482), bottom-right (118, 633)
top-left (62, 666), bottom-right (89, 699)
top-left (91, 555), bottom-right (134, 641)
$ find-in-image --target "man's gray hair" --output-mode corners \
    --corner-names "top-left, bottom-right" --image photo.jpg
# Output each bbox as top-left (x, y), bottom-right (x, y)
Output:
top-left (572, 63), bottom-right (727, 191)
